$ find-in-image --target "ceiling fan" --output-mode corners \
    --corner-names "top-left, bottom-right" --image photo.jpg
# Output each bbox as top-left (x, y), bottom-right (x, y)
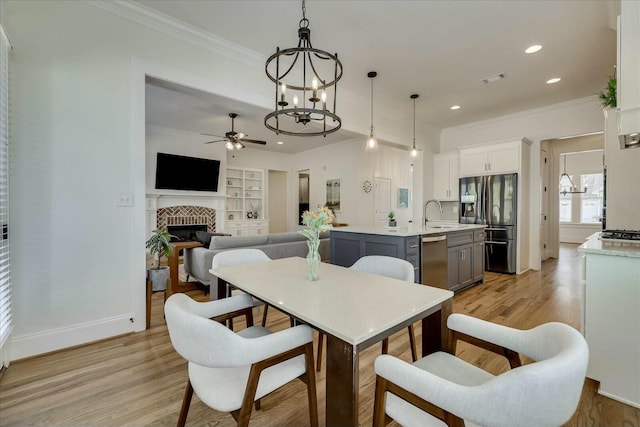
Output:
top-left (202, 113), bottom-right (267, 150)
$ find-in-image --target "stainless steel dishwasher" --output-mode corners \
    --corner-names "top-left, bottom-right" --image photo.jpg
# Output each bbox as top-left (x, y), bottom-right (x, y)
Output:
top-left (421, 234), bottom-right (447, 289)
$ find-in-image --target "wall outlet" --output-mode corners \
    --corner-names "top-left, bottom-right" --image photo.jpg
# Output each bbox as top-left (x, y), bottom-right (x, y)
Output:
top-left (452, 205), bottom-right (458, 214)
top-left (117, 192), bottom-right (134, 207)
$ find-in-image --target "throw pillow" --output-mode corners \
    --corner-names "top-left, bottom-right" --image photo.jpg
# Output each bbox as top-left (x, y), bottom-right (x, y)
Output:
top-left (195, 231), bottom-right (230, 246)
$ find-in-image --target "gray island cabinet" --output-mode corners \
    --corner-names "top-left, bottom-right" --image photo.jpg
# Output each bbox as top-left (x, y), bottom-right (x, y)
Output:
top-left (330, 230), bottom-right (421, 282)
top-left (329, 224), bottom-right (485, 290)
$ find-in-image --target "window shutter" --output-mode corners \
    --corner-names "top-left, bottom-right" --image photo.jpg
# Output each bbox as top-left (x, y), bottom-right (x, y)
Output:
top-left (0, 24), bottom-right (13, 364)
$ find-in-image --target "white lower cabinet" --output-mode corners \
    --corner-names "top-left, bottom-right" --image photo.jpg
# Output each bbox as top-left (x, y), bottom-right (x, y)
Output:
top-left (227, 220), bottom-right (269, 236)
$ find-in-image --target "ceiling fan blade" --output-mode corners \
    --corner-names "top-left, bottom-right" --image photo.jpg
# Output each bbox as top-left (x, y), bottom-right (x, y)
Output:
top-left (201, 132), bottom-right (224, 138)
top-left (239, 138), bottom-right (267, 145)
top-left (204, 139), bottom-right (226, 144)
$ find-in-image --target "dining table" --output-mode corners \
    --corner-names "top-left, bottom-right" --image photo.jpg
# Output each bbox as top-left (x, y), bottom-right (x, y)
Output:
top-left (211, 256), bottom-right (454, 427)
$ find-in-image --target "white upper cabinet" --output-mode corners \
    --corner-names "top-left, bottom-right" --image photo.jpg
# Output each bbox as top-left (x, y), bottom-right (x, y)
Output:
top-left (459, 141), bottom-right (521, 177)
top-left (433, 152), bottom-right (459, 201)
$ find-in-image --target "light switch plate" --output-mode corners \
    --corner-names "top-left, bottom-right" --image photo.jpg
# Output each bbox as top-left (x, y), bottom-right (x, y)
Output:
top-left (117, 192), bottom-right (133, 207)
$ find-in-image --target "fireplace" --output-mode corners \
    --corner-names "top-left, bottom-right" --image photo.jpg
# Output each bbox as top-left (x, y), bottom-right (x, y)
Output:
top-left (167, 224), bottom-right (207, 242)
top-left (156, 205), bottom-right (217, 241)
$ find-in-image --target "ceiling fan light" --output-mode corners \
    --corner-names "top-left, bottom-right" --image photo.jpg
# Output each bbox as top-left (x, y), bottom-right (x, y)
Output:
top-left (411, 147), bottom-right (418, 158)
top-left (234, 141), bottom-right (244, 150)
top-left (225, 141), bottom-right (234, 150)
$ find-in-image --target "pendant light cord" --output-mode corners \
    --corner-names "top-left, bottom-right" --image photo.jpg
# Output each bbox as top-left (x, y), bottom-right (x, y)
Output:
top-left (370, 77), bottom-right (374, 132)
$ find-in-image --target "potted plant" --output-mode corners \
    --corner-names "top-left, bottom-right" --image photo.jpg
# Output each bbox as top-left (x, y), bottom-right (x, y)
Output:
top-left (146, 228), bottom-right (175, 291)
top-left (388, 212), bottom-right (397, 227)
top-left (598, 74), bottom-right (616, 115)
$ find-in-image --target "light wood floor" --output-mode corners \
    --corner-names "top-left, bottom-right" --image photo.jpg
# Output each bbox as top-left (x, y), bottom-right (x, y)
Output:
top-left (1, 244), bottom-right (639, 427)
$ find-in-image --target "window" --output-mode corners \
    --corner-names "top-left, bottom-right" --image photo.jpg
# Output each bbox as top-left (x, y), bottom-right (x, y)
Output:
top-left (580, 174), bottom-right (604, 224)
top-left (558, 172), bottom-right (604, 225)
top-left (0, 25), bottom-right (11, 367)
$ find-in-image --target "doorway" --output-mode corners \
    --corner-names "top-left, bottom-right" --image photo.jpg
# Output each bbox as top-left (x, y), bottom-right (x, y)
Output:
top-left (374, 176), bottom-right (391, 224)
top-left (268, 170), bottom-right (288, 233)
top-left (539, 134), bottom-right (604, 261)
top-left (298, 170), bottom-right (310, 225)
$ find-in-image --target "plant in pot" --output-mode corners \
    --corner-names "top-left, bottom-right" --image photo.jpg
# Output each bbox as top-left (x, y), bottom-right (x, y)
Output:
top-left (598, 73), bottom-right (616, 116)
top-left (388, 212), bottom-right (397, 227)
top-left (145, 228), bottom-right (175, 291)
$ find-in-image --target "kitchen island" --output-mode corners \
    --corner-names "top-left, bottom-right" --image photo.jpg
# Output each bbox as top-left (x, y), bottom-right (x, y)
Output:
top-left (578, 233), bottom-right (640, 408)
top-left (330, 223), bottom-right (486, 291)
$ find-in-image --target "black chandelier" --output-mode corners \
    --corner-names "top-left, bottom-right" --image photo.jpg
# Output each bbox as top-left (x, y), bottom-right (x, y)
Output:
top-left (264, 0), bottom-right (343, 137)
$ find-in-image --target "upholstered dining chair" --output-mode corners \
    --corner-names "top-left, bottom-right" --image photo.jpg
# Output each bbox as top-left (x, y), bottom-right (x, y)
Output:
top-left (372, 313), bottom-right (589, 427)
top-left (316, 255), bottom-right (418, 371)
top-left (165, 293), bottom-right (318, 427)
top-left (211, 248), bottom-right (271, 327)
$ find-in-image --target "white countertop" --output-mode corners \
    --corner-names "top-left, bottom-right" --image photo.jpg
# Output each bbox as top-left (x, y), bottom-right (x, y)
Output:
top-left (330, 222), bottom-right (486, 237)
top-left (578, 232), bottom-right (640, 258)
top-left (211, 257), bottom-right (453, 346)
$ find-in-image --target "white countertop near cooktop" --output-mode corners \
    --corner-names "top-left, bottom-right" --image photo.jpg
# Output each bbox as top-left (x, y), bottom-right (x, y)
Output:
top-left (578, 232), bottom-right (640, 258)
top-left (330, 222), bottom-right (486, 237)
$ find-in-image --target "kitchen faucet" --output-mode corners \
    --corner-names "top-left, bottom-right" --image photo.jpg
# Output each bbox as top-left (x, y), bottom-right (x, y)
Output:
top-left (424, 199), bottom-right (443, 225)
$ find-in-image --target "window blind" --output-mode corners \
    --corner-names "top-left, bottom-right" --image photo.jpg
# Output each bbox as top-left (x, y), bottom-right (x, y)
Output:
top-left (0, 24), bottom-right (12, 363)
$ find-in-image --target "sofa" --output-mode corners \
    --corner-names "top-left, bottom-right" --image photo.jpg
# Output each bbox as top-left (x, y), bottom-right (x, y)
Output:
top-left (183, 231), bottom-right (330, 297)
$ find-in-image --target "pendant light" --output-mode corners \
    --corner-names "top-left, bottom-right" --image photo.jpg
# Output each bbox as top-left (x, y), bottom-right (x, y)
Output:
top-left (264, 0), bottom-right (343, 137)
top-left (559, 153), bottom-right (587, 195)
top-left (410, 94), bottom-right (419, 157)
top-left (365, 71), bottom-right (379, 152)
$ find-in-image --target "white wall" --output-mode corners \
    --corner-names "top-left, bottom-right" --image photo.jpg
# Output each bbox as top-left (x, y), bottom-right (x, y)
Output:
top-left (440, 97), bottom-right (608, 270)
top-left (3, 1), bottom-right (435, 359)
top-left (290, 139), bottom-right (424, 229)
top-left (604, 111), bottom-right (640, 230)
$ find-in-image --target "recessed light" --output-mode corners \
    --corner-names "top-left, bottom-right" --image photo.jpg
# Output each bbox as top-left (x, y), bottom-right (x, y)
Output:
top-left (450, 105), bottom-right (461, 110)
top-left (525, 44), bottom-right (542, 54)
top-left (277, 141), bottom-right (284, 145)
top-left (546, 77), bottom-right (561, 84)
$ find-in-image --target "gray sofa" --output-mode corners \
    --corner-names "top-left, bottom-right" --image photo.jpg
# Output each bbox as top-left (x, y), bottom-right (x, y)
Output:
top-left (183, 231), bottom-right (330, 296)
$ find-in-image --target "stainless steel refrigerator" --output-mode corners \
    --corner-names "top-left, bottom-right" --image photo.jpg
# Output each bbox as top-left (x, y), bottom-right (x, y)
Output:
top-left (459, 173), bottom-right (517, 274)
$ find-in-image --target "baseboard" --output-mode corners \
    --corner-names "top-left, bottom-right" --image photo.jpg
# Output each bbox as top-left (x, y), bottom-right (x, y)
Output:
top-left (10, 314), bottom-right (135, 361)
top-left (597, 389), bottom-right (640, 409)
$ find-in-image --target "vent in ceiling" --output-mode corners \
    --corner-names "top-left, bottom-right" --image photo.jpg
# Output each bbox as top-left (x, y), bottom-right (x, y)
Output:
top-left (482, 73), bottom-right (505, 84)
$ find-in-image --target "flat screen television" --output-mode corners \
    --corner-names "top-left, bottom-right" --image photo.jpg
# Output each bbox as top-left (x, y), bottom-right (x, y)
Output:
top-left (155, 152), bottom-right (221, 192)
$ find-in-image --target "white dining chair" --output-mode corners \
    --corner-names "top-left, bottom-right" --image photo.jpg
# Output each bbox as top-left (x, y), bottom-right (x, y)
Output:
top-left (211, 249), bottom-right (271, 327)
top-left (372, 313), bottom-right (589, 427)
top-left (165, 293), bottom-right (318, 427)
top-left (316, 255), bottom-right (418, 371)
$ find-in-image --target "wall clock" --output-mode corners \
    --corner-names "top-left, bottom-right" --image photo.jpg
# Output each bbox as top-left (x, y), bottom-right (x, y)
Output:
top-left (362, 180), bottom-right (373, 193)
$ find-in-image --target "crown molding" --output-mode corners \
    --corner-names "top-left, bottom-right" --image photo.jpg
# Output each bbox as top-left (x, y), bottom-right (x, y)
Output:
top-left (85, 0), bottom-right (265, 68)
top-left (442, 96), bottom-right (600, 134)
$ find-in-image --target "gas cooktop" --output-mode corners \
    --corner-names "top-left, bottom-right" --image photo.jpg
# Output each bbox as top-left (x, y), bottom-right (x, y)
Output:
top-left (600, 229), bottom-right (640, 241)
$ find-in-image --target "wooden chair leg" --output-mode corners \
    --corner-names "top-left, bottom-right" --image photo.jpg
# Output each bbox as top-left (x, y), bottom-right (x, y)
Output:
top-left (146, 280), bottom-right (152, 330)
top-left (177, 379), bottom-right (194, 427)
top-left (304, 342), bottom-right (319, 427)
top-left (408, 324), bottom-right (418, 362)
top-left (316, 333), bottom-right (324, 372)
top-left (372, 375), bottom-right (389, 427)
top-left (261, 304), bottom-right (269, 327)
top-left (381, 338), bottom-right (389, 355)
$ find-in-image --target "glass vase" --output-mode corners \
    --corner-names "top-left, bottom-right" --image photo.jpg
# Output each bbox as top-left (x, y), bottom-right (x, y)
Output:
top-left (306, 238), bottom-right (320, 281)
